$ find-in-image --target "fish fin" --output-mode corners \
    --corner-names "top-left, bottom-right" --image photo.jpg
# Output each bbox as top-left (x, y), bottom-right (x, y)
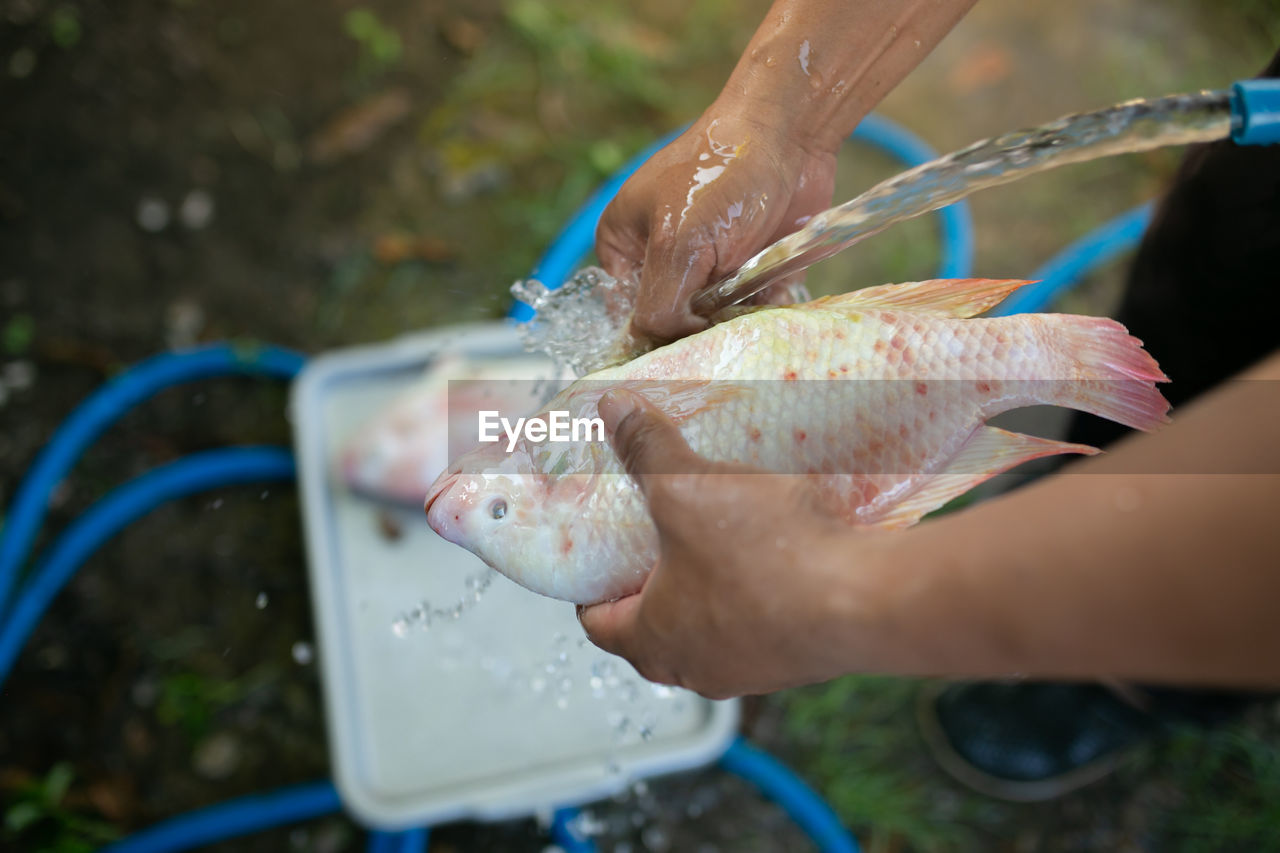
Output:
top-left (868, 426), bottom-right (1099, 529)
top-left (1039, 315), bottom-right (1170, 431)
top-left (805, 278), bottom-right (1032, 318)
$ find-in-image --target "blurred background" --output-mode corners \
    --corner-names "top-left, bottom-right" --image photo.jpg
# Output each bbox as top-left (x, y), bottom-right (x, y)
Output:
top-left (2, 0), bottom-right (1278, 850)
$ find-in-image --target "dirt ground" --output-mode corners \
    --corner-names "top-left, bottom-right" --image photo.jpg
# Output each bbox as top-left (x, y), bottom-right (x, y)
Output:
top-left (2, 0), bottom-right (1278, 850)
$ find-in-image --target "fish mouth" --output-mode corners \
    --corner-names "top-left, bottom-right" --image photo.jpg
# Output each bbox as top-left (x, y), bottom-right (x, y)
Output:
top-left (423, 468), bottom-right (459, 517)
top-left (424, 467), bottom-right (467, 546)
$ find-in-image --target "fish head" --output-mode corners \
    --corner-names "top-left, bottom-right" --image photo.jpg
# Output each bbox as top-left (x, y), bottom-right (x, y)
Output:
top-left (425, 441), bottom-right (569, 590)
top-left (425, 432), bottom-right (647, 604)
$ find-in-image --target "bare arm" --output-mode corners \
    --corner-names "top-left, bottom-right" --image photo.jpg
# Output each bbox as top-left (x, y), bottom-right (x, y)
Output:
top-left (870, 351), bottom-right (1280, 686)
top-left (580, 351), bottom-right (1280, 698)
top-left (596, 0), bottom-right (978, 342)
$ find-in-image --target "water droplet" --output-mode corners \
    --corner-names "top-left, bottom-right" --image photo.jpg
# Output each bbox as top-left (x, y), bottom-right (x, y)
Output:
top-left (136, 196), bottom-right (170, 232)
top-left (179, 189), bottom-right (215, 230)
top-left (641, 825), bottom-right (670, 851)
top-left (291, 641), bottom-right (313, 665)
top-left (255, 592), bottom-right (268, 609)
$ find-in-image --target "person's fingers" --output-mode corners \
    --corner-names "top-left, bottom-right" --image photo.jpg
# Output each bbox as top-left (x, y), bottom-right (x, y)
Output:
top-left (631, 221), bottom-right (716, 342)
top-left (598, 389), bottom-right (709, 483)
top-left (596, 193), bottom-right (650, 285)
top-left (577, 595), bottom-right (641, 658)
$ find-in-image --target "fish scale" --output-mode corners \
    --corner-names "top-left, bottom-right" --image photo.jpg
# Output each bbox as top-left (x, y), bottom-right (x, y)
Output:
top-left (426, 278), bottom-right (1169, 604)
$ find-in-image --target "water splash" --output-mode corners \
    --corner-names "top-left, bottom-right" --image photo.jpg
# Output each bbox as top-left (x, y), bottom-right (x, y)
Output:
top-left (390, 569), bottom-right (495, 636)
top-left (513, 90), bottom-right (1233, 376)
top-left (511, 267), bottom-right (647, 377)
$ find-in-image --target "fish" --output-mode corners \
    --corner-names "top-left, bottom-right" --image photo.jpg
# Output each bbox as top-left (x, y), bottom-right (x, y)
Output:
top-left (424, 278), bottom-right (1169, 604)
top-left (337, 352), bottom-right (567, 507)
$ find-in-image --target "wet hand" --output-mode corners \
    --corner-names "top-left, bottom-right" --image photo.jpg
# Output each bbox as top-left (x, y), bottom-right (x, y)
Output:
top-left (577, 389), bottom-right (886, 699)
top-left (595, 105), bottom-right (836, 343)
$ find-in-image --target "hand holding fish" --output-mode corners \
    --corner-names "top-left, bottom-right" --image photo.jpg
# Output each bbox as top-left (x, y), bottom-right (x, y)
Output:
top-left (577, 389), bottom-right (894, 699)
top-left (595, 110), bottom-right (836, 343)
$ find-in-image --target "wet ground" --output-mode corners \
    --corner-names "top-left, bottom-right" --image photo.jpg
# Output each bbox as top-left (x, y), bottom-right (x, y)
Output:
top-left (2, 0), bottom-right (1279, 850)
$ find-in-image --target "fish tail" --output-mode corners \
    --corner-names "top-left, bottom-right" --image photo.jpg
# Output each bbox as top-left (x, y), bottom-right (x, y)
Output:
top-left (1046, 315), bottom-right (1171, 431)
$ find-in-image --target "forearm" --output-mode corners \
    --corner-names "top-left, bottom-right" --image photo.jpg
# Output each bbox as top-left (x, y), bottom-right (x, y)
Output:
top-left (719, 0), bottom-right (977, 152)
top-left (842, 351), bottom-right (1280, 686)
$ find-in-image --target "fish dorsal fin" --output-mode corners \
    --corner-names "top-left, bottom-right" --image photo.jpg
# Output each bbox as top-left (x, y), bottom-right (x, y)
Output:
top-left (805, 278), bottom-right (1032, 318)
top-left (866, 426), bottom-right (1098, 529)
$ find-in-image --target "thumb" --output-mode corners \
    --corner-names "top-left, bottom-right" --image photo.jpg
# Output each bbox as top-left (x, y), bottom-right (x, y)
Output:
top-left (576, 596), bottom-right (640, 659)
top-left (597, 389), bottom-right (710, 493)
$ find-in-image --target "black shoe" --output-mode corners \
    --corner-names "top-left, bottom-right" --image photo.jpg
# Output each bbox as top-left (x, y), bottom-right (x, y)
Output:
top-left (917, 681), bottom-right (1270, 802)
top-left (916, 681), bottom-right (1158, 801)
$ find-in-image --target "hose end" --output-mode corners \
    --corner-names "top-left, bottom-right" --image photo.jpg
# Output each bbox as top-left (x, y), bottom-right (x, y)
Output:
top-left (1231, 79), bottom-right (1280, 145)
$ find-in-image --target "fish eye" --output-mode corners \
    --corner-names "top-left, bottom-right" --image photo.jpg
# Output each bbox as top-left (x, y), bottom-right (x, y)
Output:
top-left (489, 498), bottom-right (507, 520)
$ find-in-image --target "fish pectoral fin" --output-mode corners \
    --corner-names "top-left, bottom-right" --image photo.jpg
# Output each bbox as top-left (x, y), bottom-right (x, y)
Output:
top-left (805, 278), bottom-right (1032, 318)
top-left (867, 426), bottom-right (1099, 529)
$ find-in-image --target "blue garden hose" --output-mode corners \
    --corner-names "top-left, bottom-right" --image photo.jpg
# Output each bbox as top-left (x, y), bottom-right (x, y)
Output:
top-left (721, 738), bottom-right (858, 853)
top-left (0, 447), bottom-right (297, 688)
top-left (551, 806), bottom-right (598, 853)
top-left (366, 827), bottom-right (429, 853)
top-left (991, 202), bottom-right (1155, 316)
top-left (100, 781), bottom-right (342, 853)
top-left (1232, 78), bottom-right (1280, 146)
top-left (0, 343), bottom-right (305, 618)
top-left (15, 88), bottom-right (1274, 849)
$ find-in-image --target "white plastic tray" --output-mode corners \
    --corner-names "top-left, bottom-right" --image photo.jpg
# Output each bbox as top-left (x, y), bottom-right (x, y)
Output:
top-left (291, 322), bottom-right (739, 829)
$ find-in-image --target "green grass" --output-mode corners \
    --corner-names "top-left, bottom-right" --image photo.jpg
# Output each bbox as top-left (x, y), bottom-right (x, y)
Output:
top-left (776, 677), bottom-right (1007, 851)
top-left (775, 677), bottom-right (1280, 852)
top-left (2, 764), bottom-right (119, 853)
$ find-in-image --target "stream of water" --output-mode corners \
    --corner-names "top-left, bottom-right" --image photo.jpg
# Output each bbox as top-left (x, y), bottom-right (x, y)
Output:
top-left (513, 89), bottom-right (1234, 376)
